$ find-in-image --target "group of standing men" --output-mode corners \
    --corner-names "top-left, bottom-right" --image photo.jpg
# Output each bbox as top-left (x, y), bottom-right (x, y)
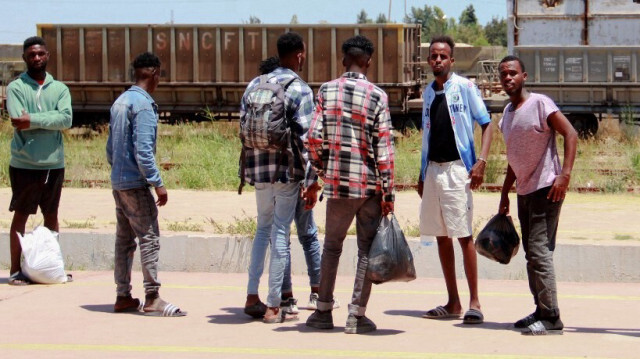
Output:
top-left (237, 32), bottom-right (577, 336)
top-left (5, 31), bottom-right (577, 335)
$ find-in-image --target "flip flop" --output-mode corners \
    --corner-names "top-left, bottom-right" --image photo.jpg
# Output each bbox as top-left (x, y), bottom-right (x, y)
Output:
top-left (521, 320), bottom-right (563, 336)
top-left (114, 297), bottom-right (144, 313)
top-left (263, 308), bottom-right (298, 324)
top-left (144, 302), bottom-right (187, 317)
top-left (422, 305), bottom-right (462, 319)
top-left (463, 308), bottom-right (484, 324)
top-left (8, 272), bottom-right (31, 286)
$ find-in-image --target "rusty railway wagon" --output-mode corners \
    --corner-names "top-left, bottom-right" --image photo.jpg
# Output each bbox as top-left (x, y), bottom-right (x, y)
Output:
top-left (507, 0), bottom-right (640, 135)
top-left (36, 23), bottom-right (422, 126)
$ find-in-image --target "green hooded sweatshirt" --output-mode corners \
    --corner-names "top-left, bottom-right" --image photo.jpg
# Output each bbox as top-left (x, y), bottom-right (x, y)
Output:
top-left (6, 72), bottom-right (72, 169)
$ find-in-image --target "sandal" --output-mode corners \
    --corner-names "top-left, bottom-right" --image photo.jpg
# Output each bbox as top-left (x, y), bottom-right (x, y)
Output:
top-left (114, 295), bottom-right (144, 313)
top-left (521, 320), bottom-right (563, 336)
top-left (463, 308), bottom-right (484, 324)
top-left (422, 305), bottom-right (461, 319)
top-left (144, 300), bottom-right (187, 317)
top-left (8, 272), bottom-right (31, 286)
top-left (263, 307), bottom-right (298, 324)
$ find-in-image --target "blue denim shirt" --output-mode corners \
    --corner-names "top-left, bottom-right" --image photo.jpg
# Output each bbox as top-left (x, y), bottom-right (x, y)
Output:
top-left (106, 86), bottom-right (163, 190)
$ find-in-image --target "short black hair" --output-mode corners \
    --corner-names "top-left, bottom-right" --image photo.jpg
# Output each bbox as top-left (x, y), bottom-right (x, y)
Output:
top-left (277, 32), bottom-right (304, 57)
top-left (133, 52), bottom-right (161, 69)
top-left (429, 35), bottom-right (455, 56)
top-left (342, 35), bottom-right (374, 58)
top-left (499, 55), bottom-right (526, 73)
top-left (259, 56), bottom-right (280, 75)
top-left (23, 36), bottom-right (46, 52)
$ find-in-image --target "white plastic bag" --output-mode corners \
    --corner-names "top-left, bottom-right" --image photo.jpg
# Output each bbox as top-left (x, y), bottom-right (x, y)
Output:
top-left (19, 226), bottom-right (68, 284)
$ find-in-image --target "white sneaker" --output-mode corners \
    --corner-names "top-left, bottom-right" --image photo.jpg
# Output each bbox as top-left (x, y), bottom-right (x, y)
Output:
top-left (308, 293), bottom-right (340, 310)
top-left (280, 297), bottom-right (299, 315)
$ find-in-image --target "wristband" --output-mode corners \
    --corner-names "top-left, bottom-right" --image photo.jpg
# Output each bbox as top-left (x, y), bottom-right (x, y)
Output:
top-left (477, 157), bottom-right (487, 164)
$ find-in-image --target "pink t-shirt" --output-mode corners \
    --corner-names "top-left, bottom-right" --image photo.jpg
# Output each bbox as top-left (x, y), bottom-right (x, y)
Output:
top-left (499, 93), bottom-right (562, 195)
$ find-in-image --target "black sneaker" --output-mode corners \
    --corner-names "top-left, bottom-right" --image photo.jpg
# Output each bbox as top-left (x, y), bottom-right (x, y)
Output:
top-left (345, 314), bottom-right (376, 334)
top-left (306, 309), bottom-right (334, 329)
top-left (514, 313), bottom-right (538, 328)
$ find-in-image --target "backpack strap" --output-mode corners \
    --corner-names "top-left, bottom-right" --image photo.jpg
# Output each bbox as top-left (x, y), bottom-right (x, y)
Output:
top-left (270, 75), bottom-right (297, 184)
top-left (238, 146), bottom-right (247, 194)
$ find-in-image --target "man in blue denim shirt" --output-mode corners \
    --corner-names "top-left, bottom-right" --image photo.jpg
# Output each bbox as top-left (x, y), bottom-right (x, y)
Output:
top-left (106, 52), bottom-right (185, 317)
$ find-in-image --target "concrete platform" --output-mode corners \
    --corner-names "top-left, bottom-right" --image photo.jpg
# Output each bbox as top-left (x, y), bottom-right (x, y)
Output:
top-left (0, 271), bottom-right (638, 359)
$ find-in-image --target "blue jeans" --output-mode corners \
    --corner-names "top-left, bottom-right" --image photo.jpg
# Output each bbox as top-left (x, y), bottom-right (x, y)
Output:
top-left (246, 182), bottom-right (320, 307)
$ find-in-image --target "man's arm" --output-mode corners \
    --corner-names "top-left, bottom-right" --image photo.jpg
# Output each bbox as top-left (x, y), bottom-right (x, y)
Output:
top-left (547, 111), bottom-right (578, 202)
top-left (469, 121), bottom-right (493, 189)
top-left (373, 100), bottom-right (395, 216)
top-left (305, 91), bottom-right (326, 178)
top-left (132, 108), bottom-right (165, 205)
top-left (26, 87), bottom-right (73, 130)
top-left (498, 164), bottom-right (516, 215)
top-left (467, 81), bottom-right (493, 190)
top-left (6, 85), bottom-right (30, 130)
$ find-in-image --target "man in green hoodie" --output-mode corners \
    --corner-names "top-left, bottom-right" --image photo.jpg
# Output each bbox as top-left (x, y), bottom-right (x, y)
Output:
top-left (5, 36), bottom-right (72, 285)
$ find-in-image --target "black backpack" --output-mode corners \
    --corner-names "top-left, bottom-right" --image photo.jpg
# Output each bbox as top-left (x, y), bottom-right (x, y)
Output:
top-left (238, 75), bottom-right (297, 194)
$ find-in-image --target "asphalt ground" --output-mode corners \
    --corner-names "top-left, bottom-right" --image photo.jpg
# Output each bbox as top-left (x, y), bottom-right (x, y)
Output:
top-left (0, 271), bottom-right (639, 359)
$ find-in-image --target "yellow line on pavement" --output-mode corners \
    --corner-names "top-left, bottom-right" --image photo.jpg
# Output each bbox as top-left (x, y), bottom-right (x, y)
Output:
top-left (0, 343), bottom-right (617, 359)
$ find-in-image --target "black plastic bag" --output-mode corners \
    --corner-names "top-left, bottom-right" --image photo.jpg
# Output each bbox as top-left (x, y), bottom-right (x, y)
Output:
top-left (366, 215), bottom-right (417, 284)
top-left (475, 213), bottom-right (521, 264)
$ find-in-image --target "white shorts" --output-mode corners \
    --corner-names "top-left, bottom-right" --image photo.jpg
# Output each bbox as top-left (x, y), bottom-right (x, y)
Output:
top-left (419, 159), bottom-right (473, 238)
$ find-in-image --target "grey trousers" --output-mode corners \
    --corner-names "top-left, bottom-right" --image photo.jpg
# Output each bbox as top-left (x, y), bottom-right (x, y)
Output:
top-left (113, 188), bottom-right (161, 297)
top-left (317, 194), bottom-right (382, 316)
top-left (517, 186), bottom-right (563, 320)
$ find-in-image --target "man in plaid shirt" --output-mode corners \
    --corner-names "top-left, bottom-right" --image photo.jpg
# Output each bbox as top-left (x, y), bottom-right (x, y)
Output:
top-left (239, 32), bottom-right (319, 323)
top-left (305, 35), bottom-right (395, 334)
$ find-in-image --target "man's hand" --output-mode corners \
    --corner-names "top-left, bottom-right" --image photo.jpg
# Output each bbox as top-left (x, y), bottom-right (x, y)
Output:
top-left (11, 110), bottom-right (31, 130)
top-left (469, 160), bottom-right (486, 190)
top-left (417, 180), bottom-right (424, 198)
top-left (302, 182), bottom-right (322, 210)
top-left (381, 201), bottom-right (394, 216)
top-left (498, 193), bottom-right (510, 215)
top-left (155, 186), bottom-right (168, 206)
top-left (548, 173), bottom-right (570, 202)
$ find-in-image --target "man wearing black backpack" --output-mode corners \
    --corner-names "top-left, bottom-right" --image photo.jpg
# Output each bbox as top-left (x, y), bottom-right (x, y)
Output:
top-left (238, 32), bottom-right (317, 323)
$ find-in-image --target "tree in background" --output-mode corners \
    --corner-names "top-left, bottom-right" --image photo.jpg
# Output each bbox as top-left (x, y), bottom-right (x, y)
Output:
top-left (290, 14), bottom-right (299, 25)
top-left (357, 9), bottom-right (373, 24)
top-left (245, 16), bottom-right (261, 24)
top-left (404, 3), bottom-right (504, 47)
top-left (459, 4), bottom-right (478, 27)
top-left (376, 13), bottom-right (388, 24)
top-left (404, 4), bottom-right (447, 40)
top-left (484, 16), bottom-right (507, 46)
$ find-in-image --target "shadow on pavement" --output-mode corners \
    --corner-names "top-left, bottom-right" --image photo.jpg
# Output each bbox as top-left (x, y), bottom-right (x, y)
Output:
top-left (453, 322), bottom-right (517, 331)
top-left (274, 323), bottom-right (404, 335)
top-left (565, 327), bottom-right (640, 338)
top-left (384, 309), bottom-right (425, 318)
top-left (81, 304), bottom-right (116, 313)
top-left (207, 307), bottom-right (254, 325)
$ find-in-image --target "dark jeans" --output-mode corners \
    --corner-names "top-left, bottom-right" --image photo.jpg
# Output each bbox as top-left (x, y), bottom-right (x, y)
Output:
top-left (317, 194), bottom-right (382, 316)
top-left (113, 188), bottom-right (161, 297)
top-left (517, 186), bottom-right (562, 320)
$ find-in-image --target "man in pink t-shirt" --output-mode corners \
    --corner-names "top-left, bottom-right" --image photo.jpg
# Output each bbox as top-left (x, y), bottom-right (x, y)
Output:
top-left (497, 55), bottom-right (578, 336)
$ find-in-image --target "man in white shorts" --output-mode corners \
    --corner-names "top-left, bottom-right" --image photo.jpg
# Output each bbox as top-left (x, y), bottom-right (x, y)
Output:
top-left (417, 35), bottom-right (493, 324)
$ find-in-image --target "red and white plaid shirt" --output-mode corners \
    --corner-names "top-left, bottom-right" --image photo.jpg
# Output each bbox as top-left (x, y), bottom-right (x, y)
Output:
top-left (306, 72), bottom-right (395, 202)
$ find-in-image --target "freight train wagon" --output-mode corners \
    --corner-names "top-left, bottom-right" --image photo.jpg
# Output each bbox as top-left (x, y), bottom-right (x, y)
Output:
top-left (508, 0), bottom-right (640, 135)
top-left (36, 23), bottom-right (422, 126)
